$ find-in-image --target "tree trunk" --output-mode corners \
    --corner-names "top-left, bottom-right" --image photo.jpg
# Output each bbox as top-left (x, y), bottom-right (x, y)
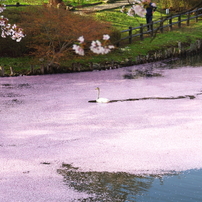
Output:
top-left (49, 0), bottom-right (63, 6)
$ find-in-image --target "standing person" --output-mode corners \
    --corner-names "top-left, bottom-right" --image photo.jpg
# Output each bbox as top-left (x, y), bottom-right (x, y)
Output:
top-left (144, 0), bottom-right (157, 26)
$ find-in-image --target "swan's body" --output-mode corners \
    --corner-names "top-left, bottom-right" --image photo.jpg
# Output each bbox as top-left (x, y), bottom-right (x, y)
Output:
top-left (95, 87), bottom-right (110, 103)
top-left (96, 97), bottom-right (110, 103)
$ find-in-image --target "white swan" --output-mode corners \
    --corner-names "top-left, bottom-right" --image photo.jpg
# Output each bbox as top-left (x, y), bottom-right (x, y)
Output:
top-left (95, 87), bottom-right (110, 103)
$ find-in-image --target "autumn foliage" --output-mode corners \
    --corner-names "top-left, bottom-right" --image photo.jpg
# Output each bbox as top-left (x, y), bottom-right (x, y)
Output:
top-left (19, 6), bottom-right (114, 67)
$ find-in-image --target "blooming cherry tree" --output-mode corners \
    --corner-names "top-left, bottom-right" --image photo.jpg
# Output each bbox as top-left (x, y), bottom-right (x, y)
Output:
top-left (72, 36), bottom-right (85, 55)
top-left (0, 4), bottom-right (25, 42)
top-left (0, 3), bottom-right (5, 13)
top-left (120, 0), bottom-right (147, 18)
top-left (103, 34), bottom-right (110, 40)
top-left (72, 44), bottom-right (85, 56)
top-left (73, 34), bottom-right (115, 56)
top-left (132, 4), bottom-right (146, 17)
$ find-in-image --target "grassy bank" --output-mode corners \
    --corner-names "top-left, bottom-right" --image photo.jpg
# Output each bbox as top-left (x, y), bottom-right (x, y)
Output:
top-left (1, 5), bottom-right (202, 76)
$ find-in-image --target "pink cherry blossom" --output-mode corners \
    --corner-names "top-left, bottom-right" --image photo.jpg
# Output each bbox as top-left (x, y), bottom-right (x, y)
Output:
top-left (78, 36), bottom-right (84, 44)
top-left (72, 44), bottom-right (84, 56)
top-left (122, 0), bottom-right (147, 18)
top-left (11, 28), bottom-right (25, 42)
top-left (73, 35), bottom-right (114, 56)
top-left (133, 4), bottom-right (146, 17)
top-left (1, 30), bottom-right (6, 38)
top-left (103, 34), bottom-right (110, 40)
top-left (90, 40), bottom-right (114, 55)
top-left (127, 8), bottom-right (135, 17)
top-left (0, 4), bottom-right (6, 13)
top-left (0, 5), bottom-right (25, 42)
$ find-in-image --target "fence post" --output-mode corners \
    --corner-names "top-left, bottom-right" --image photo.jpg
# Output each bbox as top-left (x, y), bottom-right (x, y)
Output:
top-left (160, 18), bottom-right (163, 33)
top-left (0, 66), bottom-right (4, 77)
top-left (30, 65), bottom-right (34, 74)
top-left (150, 21), bottom-right (153, 37)
top-left (195, 8), bottom-right (198, 22)
top-left (140, 24), bottom-right (144, 41)
top-left (169, 18), bottom-right (172, 31)
top-left (196, 39), bottom-right (201, 50)
top-left (41, 65), bottom-right (45, 74)
top-left (178, 15), bottom-right (181, 28)
top-left (178, 42), bottom-right (182, 55)
top-left (129, 26), bottom-right (132, 44)
top-left (187, 11), bottom-right (190, 26)
top-left (10, 66), bottom-right (14, 76)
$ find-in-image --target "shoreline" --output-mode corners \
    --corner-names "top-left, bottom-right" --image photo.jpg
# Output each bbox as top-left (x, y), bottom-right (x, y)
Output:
top-left (1, 39), bottom-right (202, 77)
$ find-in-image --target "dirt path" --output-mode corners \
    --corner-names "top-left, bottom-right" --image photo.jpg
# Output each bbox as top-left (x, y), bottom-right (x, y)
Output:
top-left (75, 0), bottom-right (129, 13)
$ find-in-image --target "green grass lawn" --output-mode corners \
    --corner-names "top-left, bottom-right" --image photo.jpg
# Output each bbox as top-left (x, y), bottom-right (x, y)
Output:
top-left (95, 7), bottom-right (202, 46)
top-left (95, 8), bottom-right (166, 30)
top-left (1, 0), bottom-right (45, 5)
top-left (1, 0), bottom-right (101, 5)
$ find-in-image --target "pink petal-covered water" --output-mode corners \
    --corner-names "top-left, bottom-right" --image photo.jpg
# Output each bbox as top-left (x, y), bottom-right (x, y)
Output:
top-left (1, 61), bottom-right (202, 201)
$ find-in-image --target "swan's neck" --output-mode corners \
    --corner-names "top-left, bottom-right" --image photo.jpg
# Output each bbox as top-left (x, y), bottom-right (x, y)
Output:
top-left (97, 89), bottom-right (100, 99)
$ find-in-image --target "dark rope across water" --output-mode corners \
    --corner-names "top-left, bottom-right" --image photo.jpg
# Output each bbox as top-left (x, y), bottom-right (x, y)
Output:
top-left (88, 94), bottom-right (197, 103)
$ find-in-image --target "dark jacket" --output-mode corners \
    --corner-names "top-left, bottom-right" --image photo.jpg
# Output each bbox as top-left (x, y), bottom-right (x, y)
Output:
top-left (145, 3), bottom-right (157, 16)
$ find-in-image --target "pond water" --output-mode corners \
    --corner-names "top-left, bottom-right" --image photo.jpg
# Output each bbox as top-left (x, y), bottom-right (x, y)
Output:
top-left (0, 54), bottom-right (202, 201)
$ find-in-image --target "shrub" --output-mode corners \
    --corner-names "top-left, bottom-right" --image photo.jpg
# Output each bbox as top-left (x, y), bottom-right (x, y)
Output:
top-left (19, 6), bottom-right (114, 67)
top-left (0, 37), bottom-right (27, 57)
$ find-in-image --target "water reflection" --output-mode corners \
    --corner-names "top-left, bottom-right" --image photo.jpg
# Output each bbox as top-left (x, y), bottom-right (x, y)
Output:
top-left (164, 52), bottom-right (202, 68)
top-left (123, 68), bottom-right (162, 80)
top-left (0, 83), bottom-right (31, 89)
top-left (58, 164), bottom-right (180, 202)
top-left (123, 52), bottom-right (202, 80)
top-left (58, 165), bottom-right (202, 202)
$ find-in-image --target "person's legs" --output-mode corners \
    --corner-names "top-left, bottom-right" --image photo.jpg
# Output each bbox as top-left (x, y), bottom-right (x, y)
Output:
top-left (146, 15), bottom-right (153, 30)
top-left (146, 15), bottom-right (152, 23)
top-left (146, 15), bottom-right (149, 24)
